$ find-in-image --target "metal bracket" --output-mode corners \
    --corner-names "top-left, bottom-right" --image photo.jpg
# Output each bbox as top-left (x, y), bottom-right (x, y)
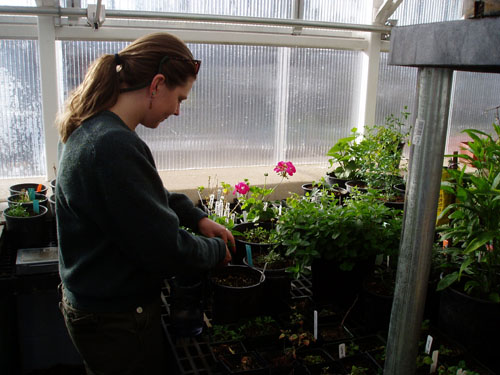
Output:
top-left (87, 3), bottom-right (105, 30)
top-left (381, 19), bottom-right (397, 40)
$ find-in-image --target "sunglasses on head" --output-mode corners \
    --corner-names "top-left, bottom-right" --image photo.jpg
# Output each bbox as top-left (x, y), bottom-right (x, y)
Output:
top-left (158, 55), bottom-right (201, 75)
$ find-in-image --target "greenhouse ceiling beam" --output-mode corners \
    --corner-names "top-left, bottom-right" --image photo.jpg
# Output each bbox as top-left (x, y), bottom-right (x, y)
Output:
top-left (375, 0), bottom-right (403, 24)
top-left (0, 17), bottom-right (392, 52)
top-left (0, 5), bottom-right (392, 34)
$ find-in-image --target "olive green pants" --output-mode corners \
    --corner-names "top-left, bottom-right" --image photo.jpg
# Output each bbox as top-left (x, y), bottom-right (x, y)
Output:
top-left (59, 295), bottom-right (170, 375)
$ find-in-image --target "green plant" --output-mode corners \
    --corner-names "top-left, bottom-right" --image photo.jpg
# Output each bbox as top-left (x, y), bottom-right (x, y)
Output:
top-left (276, 193), bottom-right (402, 279)
top-left (5, 204), bottom-right (30, 217)
top-left (279, 329), bottom-right (316, 360)
top-left (359, 109), bottom-right (411, 197)
top-left (233, 161), bottom-right (296, 222)
top-left (436, 123), bottom-right (500, 302)
top-left (210, 324), bottom-right (243, 342)
top-left (326, 128), bottom-right (363, 181)
top-left (239, 316), bottom-right (278, 337)
top-left (350, 365), bottom-right (369, 375)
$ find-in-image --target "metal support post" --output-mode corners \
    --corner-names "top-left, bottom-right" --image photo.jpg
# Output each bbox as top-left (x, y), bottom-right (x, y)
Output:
top-left (384, 67), bottom-right (454, 374)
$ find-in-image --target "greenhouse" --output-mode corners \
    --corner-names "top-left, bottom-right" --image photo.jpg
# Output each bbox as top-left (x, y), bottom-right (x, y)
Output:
top-left (0, 1), bottom-right (499, 374)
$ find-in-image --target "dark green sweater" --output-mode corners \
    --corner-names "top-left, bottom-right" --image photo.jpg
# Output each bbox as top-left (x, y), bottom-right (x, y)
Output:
top-left (56, 111), bottom-right (225, 312)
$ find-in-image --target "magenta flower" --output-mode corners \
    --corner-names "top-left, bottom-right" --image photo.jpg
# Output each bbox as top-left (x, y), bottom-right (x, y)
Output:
top-left (233, 182), bottom-right (250, 195)
top-left (274, 161), bottom-right (296, 177)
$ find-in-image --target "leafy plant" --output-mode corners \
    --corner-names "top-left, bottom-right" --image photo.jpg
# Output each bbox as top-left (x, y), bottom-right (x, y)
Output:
top-left (326, 128), bottom-right (363, 181)
top-left (279, 329), bottom-right (316, 360)
top-left (275, 193), bottom-right (402, 279)
top-left (436, 123), bottom-right (500, 302)
top-left (232, 161), bottom-right (296, 222)
top-left (359, 108), bottom-right (411, 198)
top-left (5, 204), bottom-right (30, 217)
top-left (209, 324), bottom-right (243, 342)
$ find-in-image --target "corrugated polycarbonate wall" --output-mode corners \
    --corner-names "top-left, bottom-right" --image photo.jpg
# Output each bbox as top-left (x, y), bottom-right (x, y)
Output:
top-left (62, 0), bottom-right (294, 18)
top-left (448, 71), bottom-right (500, 154)
top-left (0, 40), bottom-right (44, 178)
top-left (286, 48), bottom-right (362, 165)
top-left (138, 44), bottom-right (280, 169)
top-left (375, 52), bottom-right (417, 128)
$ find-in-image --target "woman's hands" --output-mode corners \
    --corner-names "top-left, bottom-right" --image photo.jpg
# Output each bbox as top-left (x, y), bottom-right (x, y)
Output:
top-left (198, 217), bottom-right (235, 267)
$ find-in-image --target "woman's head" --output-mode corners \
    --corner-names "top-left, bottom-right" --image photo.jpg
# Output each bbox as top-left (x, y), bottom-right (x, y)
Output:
top-left (56, 32), bottom-right (199, 142)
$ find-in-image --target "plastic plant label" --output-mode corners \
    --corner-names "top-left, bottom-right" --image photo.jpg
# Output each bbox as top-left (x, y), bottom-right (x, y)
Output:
top-left (339, 343), bottom-right (346, 359)
top-left (33, 200), bottom-right (40, 214)
top-left (263, 202), bottom-right (268, 212)
top-left (430, 350), bottom-right (439, 373)
top-left (245, 245), bottom-right (253, 267)
top-left (209, 194), bottom-right (215, 209)
top-left (278, 204), bottom-right (282, 216)
top-left (313, 310), bottom-right (318, 340)
top-left (425, 335), bottom-right (433, 354)
top-left (28, 188), bottom-right (35, 201)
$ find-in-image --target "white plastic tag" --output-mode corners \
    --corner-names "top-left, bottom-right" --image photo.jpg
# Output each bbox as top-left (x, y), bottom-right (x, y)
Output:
top-left (339, 343), bottom-right (346, 359)
top-left (430, 350), bottom-right (439, 373)
top-left (425, 335), bottom-right (433, 354)
top-left (313, 310), bottom-right (318, 340)
top-left (263, 202), bottom-right (268, 211)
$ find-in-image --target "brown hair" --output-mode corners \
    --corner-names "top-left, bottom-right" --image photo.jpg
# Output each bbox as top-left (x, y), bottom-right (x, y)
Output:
top-left (56, 32), bottom-right (198, 143)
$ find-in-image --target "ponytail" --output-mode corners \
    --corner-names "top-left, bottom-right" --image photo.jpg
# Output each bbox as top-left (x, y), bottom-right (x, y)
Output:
top-left (56, 32), bottom-right (197, 143)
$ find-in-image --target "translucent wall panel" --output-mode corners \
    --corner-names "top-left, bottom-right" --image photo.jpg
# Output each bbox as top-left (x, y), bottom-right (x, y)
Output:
top-left (60, 40), bottom-right (128, 100)
top-left (61, 0), bottom-right (293, 17)
top-left (138, 44), bottom-right (279, 169)
top-left (375, 52), bottom-right (417, 127)
top-left (0, 40), bottom-right (44, 178)
top-left (0, 0), bottom-right (35, 5)
top-left (286, 49), bottom-right (362, 164)
top-left (447, 71), bottom-right (500, 154)
top-left (303, 0), bottom-right (371, 24)
top-left (59, 41), bottom-right (279, 170)
top-left (392, 0), bottom-right (463, 26)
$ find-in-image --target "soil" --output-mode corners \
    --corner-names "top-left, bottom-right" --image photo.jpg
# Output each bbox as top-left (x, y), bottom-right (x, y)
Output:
top-left (211, 273), bottom-right (260, 287)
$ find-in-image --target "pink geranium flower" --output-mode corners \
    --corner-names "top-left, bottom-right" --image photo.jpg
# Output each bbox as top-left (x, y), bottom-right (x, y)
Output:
top-left (274, 161), bottom-right (296, 178)
top-left (233, 182), bottom-right (250, 195)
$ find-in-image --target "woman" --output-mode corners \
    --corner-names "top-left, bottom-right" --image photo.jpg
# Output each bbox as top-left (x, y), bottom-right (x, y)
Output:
top-left (55, 32), bottom-right (233, 374)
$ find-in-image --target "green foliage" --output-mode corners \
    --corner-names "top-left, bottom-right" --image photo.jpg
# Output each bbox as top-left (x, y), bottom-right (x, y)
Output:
top-left (275, 193), bottom-right (402, 279)
top-left (436, 123), bottom-right (500, 302)
top-left (326, 128), bottom-right (363, 180)
top-left (210, 324), bottom-right (243, 342)
top-left (5, 204), bottom-right (30, 217)
top-left (359, 109), bottom-right (411, 195)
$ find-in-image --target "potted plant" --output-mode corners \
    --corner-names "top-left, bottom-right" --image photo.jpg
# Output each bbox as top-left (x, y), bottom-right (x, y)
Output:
top-left (357, 109), bottom-right (411, 205)
top-left (435, 123), bottom-right (500, 371)
top-left (3, 204), bottom-right (49, 249)
top-left (209, 265), bottom-right (265, 324)
top-left (232, 160), bottom-right (296, 223)
top-left (326, 128), bottom-right (363, 188)
top-left (9, 183), bottom-right (48, 196)
top-left (275, 192), bottom-right (402, 306)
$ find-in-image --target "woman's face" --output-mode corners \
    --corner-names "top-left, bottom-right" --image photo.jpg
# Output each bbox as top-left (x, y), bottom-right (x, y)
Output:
top-left (144, 76), bottom-right (195, 129)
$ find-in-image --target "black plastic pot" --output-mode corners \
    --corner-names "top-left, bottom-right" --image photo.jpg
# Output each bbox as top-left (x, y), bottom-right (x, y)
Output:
top-left (233, 221), bottom-right (274, 265)
top-left (311, 258), bottom-right (373, 307)
top-left (325, 174), bottom-right (348, 189)
top-left (244, 257), bottom-right (292, 315)
top-left (360, 277), bottom-right (394, 332)
top-left (7, 193), bottom-right (48, 209)
top-left (9, 183), bottom-right (48, 196)
top-left (49, 179), bottom-right (56, 194)
top-left (439, 287), bottom-right (500, 372)
top-left (345, 180), bottom-right (368, 194)
top-left (3, 205), bottom-right (49, 249)
top-left (209, 265), bottom-right (265, 324)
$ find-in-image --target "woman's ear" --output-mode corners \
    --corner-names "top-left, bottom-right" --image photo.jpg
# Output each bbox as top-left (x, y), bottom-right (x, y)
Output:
top-left (149, 73), bottom-right (165, 94)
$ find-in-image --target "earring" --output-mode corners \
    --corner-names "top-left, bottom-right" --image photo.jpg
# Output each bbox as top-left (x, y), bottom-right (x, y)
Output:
top-left (149, 91), bottom-right (156, 110)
